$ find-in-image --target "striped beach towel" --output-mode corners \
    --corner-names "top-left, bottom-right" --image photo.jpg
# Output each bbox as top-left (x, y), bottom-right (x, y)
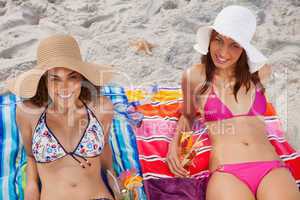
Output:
top-left (128, 87), bottom-right (209, 200)
top-left (0, 93), bottom-right (27, 200)
top-left (101, 85), bottom-right (147, 200)
top-left (264, 104), bottom-right (300, 188)
top-left (128, 86), bottom-right (300, 199)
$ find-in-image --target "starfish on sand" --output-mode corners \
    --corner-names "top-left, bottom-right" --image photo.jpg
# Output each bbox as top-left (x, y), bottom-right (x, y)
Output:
top-left (129, 39), bottom-right (155, 55)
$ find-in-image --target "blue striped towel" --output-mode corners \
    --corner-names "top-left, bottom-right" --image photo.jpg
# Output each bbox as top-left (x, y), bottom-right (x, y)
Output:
top-left (0, 93), bottom-right (27, 200)
top-left (101, 85), bottom-right (147, 200)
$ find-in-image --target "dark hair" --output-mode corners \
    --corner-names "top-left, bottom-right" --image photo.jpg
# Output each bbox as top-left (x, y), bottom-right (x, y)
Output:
top-left (198, 31), bottom-right (265, 102)
top-left (29, 74), bottom-right (100, 107)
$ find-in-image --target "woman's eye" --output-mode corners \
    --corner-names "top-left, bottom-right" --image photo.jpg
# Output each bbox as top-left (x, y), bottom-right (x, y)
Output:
top-left (49, 77), bottom-right (59, 81)
top-left (233, 45), bottom-right (240, 49)
top-left (70, 75), bottom-right (80, 80)
top-left (215, 37), bottom-right (223, 44)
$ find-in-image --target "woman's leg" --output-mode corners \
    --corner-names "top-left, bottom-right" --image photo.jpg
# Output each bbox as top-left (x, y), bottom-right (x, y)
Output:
top-left (257, 168), bottom-right (300, 200)
top-left (206, 172), bottom-right (255, 200)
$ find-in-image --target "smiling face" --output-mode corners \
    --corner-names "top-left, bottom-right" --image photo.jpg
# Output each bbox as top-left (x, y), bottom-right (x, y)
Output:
top-left (46, 67), bottom-right (83, 108)
top-left (209, 31), bottom-right (244, 71)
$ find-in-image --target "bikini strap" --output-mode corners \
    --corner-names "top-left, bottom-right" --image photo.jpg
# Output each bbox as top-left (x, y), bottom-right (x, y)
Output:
top-left (43, 101), bottom-right (54, 119)
top-left (209, 76), bottom-right (216, 94)
top-left (80, 100), bottom-right (95, 119)
top-left (80, 100), bottom-right (90, 112)
top-left (80, 100), bottom-right (104, 133)
top-left (33, 103), bottom-right (50, 131)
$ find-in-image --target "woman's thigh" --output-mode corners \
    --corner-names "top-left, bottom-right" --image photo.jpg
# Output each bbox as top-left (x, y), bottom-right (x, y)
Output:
top-left (206, 172), bottom-right (255, 200)
top-left (257, 168), bottom-right (300, 200)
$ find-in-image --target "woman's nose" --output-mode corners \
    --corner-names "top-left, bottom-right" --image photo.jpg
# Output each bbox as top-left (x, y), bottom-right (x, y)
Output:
top-left (219, 45), bottom-right (230, 58)
top-left (58, 81), bottom-right (72, 91)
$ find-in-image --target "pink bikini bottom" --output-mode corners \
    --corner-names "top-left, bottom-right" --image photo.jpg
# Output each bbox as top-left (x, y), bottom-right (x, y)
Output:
top-left (211, 160), bottom-right (289, 196)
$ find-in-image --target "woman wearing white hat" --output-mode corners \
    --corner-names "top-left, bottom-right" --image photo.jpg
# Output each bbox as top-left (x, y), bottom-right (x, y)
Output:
top-left (167, 5), bottom-right (300, 200)
top-left (7, 35), bottom-right (116, 200)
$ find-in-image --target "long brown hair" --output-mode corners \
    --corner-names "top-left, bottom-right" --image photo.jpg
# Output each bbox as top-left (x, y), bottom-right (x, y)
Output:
top-left (29, 74), bottom-right (100, 107)
top-left (198, 31), bottom-right (264, 102)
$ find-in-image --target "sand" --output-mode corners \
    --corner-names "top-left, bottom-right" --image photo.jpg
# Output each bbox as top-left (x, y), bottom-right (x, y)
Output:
top-left (0, 0), bottom-right (299, 150)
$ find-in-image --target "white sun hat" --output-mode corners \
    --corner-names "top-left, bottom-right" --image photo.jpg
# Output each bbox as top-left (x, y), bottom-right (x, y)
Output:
top-left (193, 5), bottom-right (267, 73)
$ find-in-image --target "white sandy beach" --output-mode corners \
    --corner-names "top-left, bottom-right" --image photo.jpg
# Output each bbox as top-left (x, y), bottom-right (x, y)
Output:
top-left (0, 0), bottom-right (299, 150)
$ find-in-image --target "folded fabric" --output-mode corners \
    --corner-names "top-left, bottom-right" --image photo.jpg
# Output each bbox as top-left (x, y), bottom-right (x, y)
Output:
top-left (144, 177), bottom-right (208, 200)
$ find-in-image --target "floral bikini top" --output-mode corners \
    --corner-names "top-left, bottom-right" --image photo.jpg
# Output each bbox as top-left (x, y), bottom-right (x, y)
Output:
top-left (32, 101), bottom-right (105, 168)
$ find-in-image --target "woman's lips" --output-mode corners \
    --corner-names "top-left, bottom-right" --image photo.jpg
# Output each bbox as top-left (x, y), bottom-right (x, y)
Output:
top-left (215, 54), bottom-right (229, 64)
top-left (57, 93), bottom-right (73, 99)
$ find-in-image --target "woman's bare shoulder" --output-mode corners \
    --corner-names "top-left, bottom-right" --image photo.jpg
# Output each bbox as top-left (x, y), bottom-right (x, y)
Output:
top-left (88, 96), bottom-right (113, 120)
top-left (182, 63), bottom-right (206, 88)
top-left (87, 96), bottom-right (113, 135)
top-left (16, 100), bottom-right (45, 127)
top-left (192, 63), bottom-right (206, 71)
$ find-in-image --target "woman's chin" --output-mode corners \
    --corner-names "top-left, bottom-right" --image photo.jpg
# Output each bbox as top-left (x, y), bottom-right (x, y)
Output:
top-left (215, 63), bottom-right (229, 69)
top-left (213, 61), bottom-right (234, 70)
top-left (53, 97), bottom-right (77, 108)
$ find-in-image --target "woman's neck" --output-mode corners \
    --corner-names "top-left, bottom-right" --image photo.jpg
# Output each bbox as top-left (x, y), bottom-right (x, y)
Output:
top-left (49, 99), bottom-right (83, 116)
top-left (215, 67), bottom-right (235, 83)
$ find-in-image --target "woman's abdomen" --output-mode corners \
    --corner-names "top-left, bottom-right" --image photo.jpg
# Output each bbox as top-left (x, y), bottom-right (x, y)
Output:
top-left (206, 116), bottom-right (280, 170)
top-left (37, 159), bottom-right (113, 200)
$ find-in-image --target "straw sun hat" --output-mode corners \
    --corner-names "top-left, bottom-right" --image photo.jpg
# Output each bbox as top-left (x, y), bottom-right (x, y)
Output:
top-left (6, 35), bottom-right (112, 98)
top-left (193, 5), bottom-right (267, 73)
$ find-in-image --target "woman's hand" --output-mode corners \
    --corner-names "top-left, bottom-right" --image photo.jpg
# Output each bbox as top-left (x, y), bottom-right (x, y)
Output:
top-left (24, 182), bottom-right (40, 200)
top-left (166, 115), bottom-right (191, 177)
top-left (24, 157), bottom-right (40, 200)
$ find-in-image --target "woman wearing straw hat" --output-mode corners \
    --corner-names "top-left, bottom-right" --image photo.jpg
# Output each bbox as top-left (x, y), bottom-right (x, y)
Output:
top-left (167, 5), bottom-right (300, 200)
top-left (7, 35), bottom-right (116, 200)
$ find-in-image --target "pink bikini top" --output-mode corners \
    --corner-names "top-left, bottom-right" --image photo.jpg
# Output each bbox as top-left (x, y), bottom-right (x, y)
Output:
top-left (203, 80), bottom-right (267, 122)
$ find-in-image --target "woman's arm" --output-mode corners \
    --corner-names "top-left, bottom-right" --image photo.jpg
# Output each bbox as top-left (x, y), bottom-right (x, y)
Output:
top-left (96, 96), bottom-right (122, 199)
top-left (25, 157), bottom-right (40, 200)
top-left (166, 64), bottom-right (205, 177)
top-left (181, 67), bottom-right (199, 130)
top-left (16, 104), bottom-right (40, 200)
top-left (97, 96), bottom-right (114, 172)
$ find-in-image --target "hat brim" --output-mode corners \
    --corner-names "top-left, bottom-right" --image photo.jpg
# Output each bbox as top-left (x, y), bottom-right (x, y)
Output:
top-left (6, 58), bottom-right (113, 98)
top-left (193, 26), bottom-right (214, 55)
top-left (242, 42), bottom-right (267, 73)
top-left (193, 26), bottom-right (267, 73)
